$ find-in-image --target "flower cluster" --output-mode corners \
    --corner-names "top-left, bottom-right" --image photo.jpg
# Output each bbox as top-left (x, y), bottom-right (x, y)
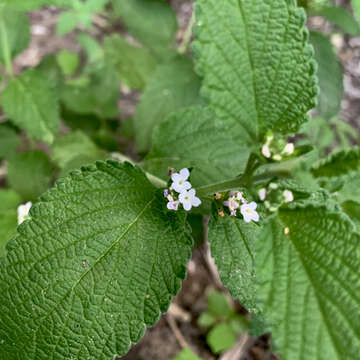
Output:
top-left (164, 168), bottom-right (201, 211)
top-left (17, 202), bottom-right (32, 225)
top-left (261, 133), bottom-right (294, 161)
top-left (258, 183), bottom-right (294, 212)
top-left (219, 191), bottom-right (259, 223)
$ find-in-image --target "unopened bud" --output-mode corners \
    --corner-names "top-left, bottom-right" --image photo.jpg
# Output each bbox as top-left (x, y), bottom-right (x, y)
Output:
top-left (218, 209), bottom-right (225, 217)
top-left (283, 143), bottom-right (294, 155)
top-left (284, 227), bottom-right (290, 235)
top-left (168, 168), bottom-right (175, 177)
top-left (272, 154), bottom-right (282, 161)
top-left (214, 193), bottom-right (222, 200)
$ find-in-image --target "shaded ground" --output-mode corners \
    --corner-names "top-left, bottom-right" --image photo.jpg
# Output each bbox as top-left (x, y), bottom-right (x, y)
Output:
top-left (4, 0), bottom-right (360, 359)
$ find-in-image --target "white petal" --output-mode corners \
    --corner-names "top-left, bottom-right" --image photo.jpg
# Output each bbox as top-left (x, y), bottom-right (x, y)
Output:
top-left (171, 173), bottom-right (181, 182)
top-left (261, 145), bottom-right (271, 158)
top-left (258, 188), bottom-right (266, 201)
top-left (179, 168), bottom-right (190, 180)
top-left (188, 188), bottom-right (196, 198)
top-left (183, 202), bottom-right (192, 211)
top-left (242, 214), bottom-right (252, 223)
top-left (183, 181), bottom-right (192, 190)
top-left (192, 197), bottom-right (201, 207)
top-left (249, 201), bottom-right (257, 210)
top-left (283, 143), bottom-right (294, 155)
top-left (172, 182), bottom-right (183, 193)
top-left (178, 191), bottom-right (187, 202)
top-left (251, 212), bottom-right (260, 222)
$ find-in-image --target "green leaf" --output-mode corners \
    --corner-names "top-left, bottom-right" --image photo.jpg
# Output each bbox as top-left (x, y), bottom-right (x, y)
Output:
top-left (173, 348), bottom-right (201, 360)
top-left (341, 200), bottom-right (360, 229)
top-left (207, 290), bottom-right (232, 317)
top-left (311, 148), bottom-right (360, 178)
top-left (0, 189), bottom-right (20, 213)
top-left (111, 0), bottom-right (177, 59)
top-left (315, 6), bottom-right (360, 36)
top-left (104, 34), bottom-right (158, 90)
top-left (56, 50), bottom-right (79, 76)
top-left (7, 150), bottom-right (53, 201)
top-left (145, 106), bottom-right (249, 187)
top-left (335, 172), bottom-right (360, 203)
top-left (1, 69), bottom-right (60, 144)
top-left (352, 0), bottom-right (360, 24)
top-left (51, 130), bottom-right (104, 169)
top-left (77, 34), bottom-right (103, 65)
top-left (208, 216), bottom-right (258, 312)
top-left (309, 31), bottom-right (343, 119)
top-left (61, 63), bottom-right (119, 118)
top-left (135, 56), bottom-right (201, 152)
top-left (0, 161), bottom-right (192, 359)
top-left (56, 11), bottom-right (79, 36)
top-left (0, 123), bottom-right (19, 159)
top-left (194, 0), bottom-right (318, 143)
top-left (0, 210), bottom-right (17, 257)
top-left (256, 205), bottom-right (360, 359)
top-left (198, 312), bottom-right (216, 328)
top-left (0, 6), bottom-right (30, 64)
top-left (207, 322), bottom-right (237, 354)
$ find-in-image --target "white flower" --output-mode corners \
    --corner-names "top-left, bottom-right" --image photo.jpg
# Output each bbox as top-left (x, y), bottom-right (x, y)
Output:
top-left (283, 190), bottom-right (294, 203)
top-left (167, 201), bottom-right (180, 211)
top-left (223, 197), bottom-right (240, 211)
top-left (171, 168), bottom-right (191, 193)
top-left (179, 189), bottom-right (201, 211)
top-left (240, 202), bottom-right (259, 223)
top-left (282, 143), bottom-right (294, 155)
top-left (258, 188), bottom-right (266, 201)
top-left (17, 202), bottom-right (32, 225)
top-left (261, 144), bottom-right (271, 158)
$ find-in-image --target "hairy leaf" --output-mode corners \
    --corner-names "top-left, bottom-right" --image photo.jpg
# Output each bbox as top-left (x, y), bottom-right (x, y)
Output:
top-left (111, 0), bottom-right (177, 59)
top-left (2, 69), bottom-right (60, 144)
top-left (316, 6), bottom-right (360, 36)
top-left (208, 216), bottom-right (258, 312)
top-left (0, 6), bottom-right (30, 64)
top-left (256, 206), bottom-right (360, 359)
top-left (51, 130), bottom-right (104, 169)
top-left (0, 161), bottom-right (192, 359)
top-left (0, 124), bottom-right (19, 159)
top-left (104, 35), bottom-right (158, 90)
top-left (7, 150), bottom-right (53, 201)
top-left (145, 106), bottom-right (249, 187)
top-left (311, 148), bottom-right (360, 178)
top-left (135, 56), bottom-right (202, 152)
top-left (194, 0), bottom-right (318, 142)
top-left (310, 31), bottom-right (343, 120)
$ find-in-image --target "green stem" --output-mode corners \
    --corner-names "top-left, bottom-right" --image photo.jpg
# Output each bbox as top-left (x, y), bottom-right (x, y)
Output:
top-left (196, 170), bottom-right (291, 197)
top-left (178, 11), bottom-right (195, 54)
top-left (0, 14), bottom-right (13, 77)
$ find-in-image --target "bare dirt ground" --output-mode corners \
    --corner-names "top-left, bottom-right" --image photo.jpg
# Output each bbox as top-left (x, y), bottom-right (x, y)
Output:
top-left (6, 0), bottom-right (360, 359)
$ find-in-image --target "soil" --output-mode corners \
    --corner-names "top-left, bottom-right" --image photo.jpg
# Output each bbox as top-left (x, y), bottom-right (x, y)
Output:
top-left (2, 0), bottom-right (360, 359)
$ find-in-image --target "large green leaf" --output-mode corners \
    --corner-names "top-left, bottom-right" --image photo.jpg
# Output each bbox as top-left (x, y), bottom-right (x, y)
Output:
top-left (193, 0), bottom-right (318, 143)
top-left (208, 216), bottom-right (258, 312)
top-left (352, 0), bottom-right (360, 24)
top-left (309, 31), bottom-right (343, 120)
top-left (0, 6), bottom-right (30, 64)
top-left (104, 34), bottom-right (158, 90)
top-left (315, 6), bottom-right (360, 36)
top-left (0, 161), bottom-right (192, 359)
top-left (7, 150), bottom-right (53, 201)
top-left (145, 106), bottom-right (249, 187)
top-left (311, 148), bottom-right (360, 178)
top-left (134, 56), bottom-right (202, 152)
top-left (1, 69), bottom-right (60, 144)
top-left (111, 0), bottom-right (177, 60)
top-left (256, 205), bottom-right (360, 359)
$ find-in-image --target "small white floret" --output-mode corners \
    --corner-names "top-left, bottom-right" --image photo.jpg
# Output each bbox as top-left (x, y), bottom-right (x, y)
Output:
top-left (283, 143), bottom-right (294, 155)
top-left (240, 202), bottom-right (259, 223)
top-left (167, 201), bottom-right (180, 211)
top-left (283, 190), bottom-right (294, 203)
top-left (261, 144), bottom-right (271, 158)
top-left (179, 189), bottom-right (201, 211)
top-left (258, 188), bottom-right (266, 201)
top-left (17, 202), bottom-right (32, 225)
top-left (171, 168), bottom-right (192, 193)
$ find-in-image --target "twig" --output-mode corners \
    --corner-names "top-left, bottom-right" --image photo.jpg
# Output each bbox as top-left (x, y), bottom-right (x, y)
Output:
top-left (178, 10), bottom-right (195, 54)
top-left (166, 313), bottom-right (190, 350)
